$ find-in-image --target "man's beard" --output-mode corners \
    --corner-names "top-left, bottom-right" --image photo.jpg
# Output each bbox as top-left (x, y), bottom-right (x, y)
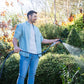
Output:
top-left (31, 20), bottom-right (36, 23)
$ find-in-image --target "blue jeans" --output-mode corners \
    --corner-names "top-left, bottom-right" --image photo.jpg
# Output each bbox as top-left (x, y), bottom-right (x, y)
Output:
top-left (17, 53), bottom-right (39, 84)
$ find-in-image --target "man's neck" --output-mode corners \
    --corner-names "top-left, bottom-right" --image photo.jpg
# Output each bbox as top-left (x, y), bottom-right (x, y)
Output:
top-left (28, 20), bottom-right (33, 24)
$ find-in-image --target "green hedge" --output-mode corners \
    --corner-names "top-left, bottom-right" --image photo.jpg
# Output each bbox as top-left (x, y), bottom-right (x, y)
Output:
top-left (78, 30), bottom-right (84, 47)
top-left (0, 41), bottom-right (11, 64)
top-left (74, 15), bottom-right (84, 32)
top-left (66, 28), bottom-right (83, 48)
top-left (39, 24), bottom-right (63, 39)
top-left (0, 53), bottom-right (20, 84)
top-left (66, 14), bottom-right (84, 32)
top-left (39, 24), bottom-right (70, 54)
top-left (0, 53), bottom-right (84, 84)
top-left (50, 43), bottom-right (69, 54)
top-left (35, 53), bottom-right (84, 84)
top-left (0, 41), bottom-right (11, 56)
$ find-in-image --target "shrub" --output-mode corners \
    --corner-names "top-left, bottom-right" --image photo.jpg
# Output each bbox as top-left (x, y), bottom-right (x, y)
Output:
top-left (66, 28), bottom-right (82, 48)
top-left (0, 41), bottom-right (11, 63)
top-left (35, 53), bottom-right (84, 84)
top-left (39, 24), bottom-right (63, 39)
top-left (78, 30), bottom-right (84, 47)
top-left (61, 28), bottom-right (69, 38)
top-left (0, 53), bottom-right (84, 84)
top-left (63, 13), bottom-right (84, 32)
top-left (74, 14), bottom-right (84, 32)
top-left (39, 24), bottom-right (69, 54)
top-left (0, 53), bottom-right (20, 84)
top-left (10, 14), bottom-right (21, 28)
top-left (0, 41), bottom-right (11, 53)
top-left (50, 43), bottom-right (69, 54)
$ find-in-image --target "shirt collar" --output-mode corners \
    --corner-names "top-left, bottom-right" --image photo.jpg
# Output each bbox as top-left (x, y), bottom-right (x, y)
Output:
top-left (26, 21), bottom-right (33, 25)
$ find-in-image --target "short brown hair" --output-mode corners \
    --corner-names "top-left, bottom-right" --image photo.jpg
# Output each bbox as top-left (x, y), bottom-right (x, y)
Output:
top-left (27, 10), bottom-right (37, 18)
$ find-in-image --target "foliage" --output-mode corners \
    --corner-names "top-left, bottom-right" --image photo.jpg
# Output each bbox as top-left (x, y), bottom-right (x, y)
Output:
top-left (0, 54), bottom-right (20, 84)
top-left (35, 53), bottom-right (84, 84)
top-left (0, 1), bottom-right (84, 84)
top-left (74, 14), bottom-right (84, 31)
top-left (0, 53), bottom-right (84, 84)
top-left (0, 41), bottom-right (11, 60)
top-left (61, 28), bottom-right (69, 38)
top-left (66, 28), bottom-right (83, 48)
top-left (78, 30), bottom-right (84, 47)
top-left (39, 24), bottom-right (63, 39)
top-left (10, 14), bottom-right (21, 28)
top-left (0, 40), bottom-right (14, 64)
top-left (39, 24), bottom-right (70, 54)
top-left (50, 43), bottom-right (69, 54)
top-left (64, 13), bottom-right (84, 32)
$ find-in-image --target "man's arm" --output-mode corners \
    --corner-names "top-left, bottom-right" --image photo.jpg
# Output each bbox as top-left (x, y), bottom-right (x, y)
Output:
top-left (13, 37), bottom-right (21, 53)
top-left (42, 39), bottom-right (60, 44)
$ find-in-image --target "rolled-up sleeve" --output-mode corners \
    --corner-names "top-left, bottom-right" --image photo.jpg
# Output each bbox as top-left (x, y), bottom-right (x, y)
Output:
top-left (14, 24), bottom-right (22, 40)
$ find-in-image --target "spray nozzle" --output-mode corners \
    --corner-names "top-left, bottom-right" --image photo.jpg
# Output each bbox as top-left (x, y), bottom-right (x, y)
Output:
top-left (58, 39), bottom-right (63, 43)
top-left (50, 39), bottom-right (63, 47)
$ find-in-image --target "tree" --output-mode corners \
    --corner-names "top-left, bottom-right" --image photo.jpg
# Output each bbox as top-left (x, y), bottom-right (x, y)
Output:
top-left (54, 0), bottom-right (56, 24)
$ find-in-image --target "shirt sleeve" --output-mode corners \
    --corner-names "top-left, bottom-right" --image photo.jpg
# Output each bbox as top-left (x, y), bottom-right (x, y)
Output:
top-left (14, 24), bottom-right (23, 40)
top-left (37, 28), bottom-right (44, 42)
top-left (40, 33), bottom-right (44, 42)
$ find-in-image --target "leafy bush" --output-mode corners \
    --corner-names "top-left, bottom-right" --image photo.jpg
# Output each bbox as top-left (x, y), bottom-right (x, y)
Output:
top-left (74, 14), bottom-right (84, 32)
top-left (10, 14), bottom-right (21, 28)
top-left (0, 41), bottom-right (11, 63)
top-left (79, 30), bottom-right (84, 47)
top-left (35, 53), bottom-right (84, 84)
top-left (66, 14), bottom-right (84, 32)
top-left (61, 28), bottom-right (69, 38)
top-left (39, 24), bottom-right (69, 54)
top-left (50, 43), bottom-right (69, 54)
top-left (66, 28), bottom-right (83, 48)
top-left (0, 53), bottom-right (84, 84)
top-left (0, 54), bottom-right (20, 84)
top-left (39, 24), bottom-right (63, 39)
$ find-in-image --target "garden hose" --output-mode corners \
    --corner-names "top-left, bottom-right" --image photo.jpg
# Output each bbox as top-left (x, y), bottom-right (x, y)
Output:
top-left (0, 39), bottom-right (62, 78)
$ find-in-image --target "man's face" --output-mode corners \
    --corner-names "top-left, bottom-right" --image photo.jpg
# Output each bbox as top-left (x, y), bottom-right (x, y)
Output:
top-left (29, 13), bottom-right (37, 23)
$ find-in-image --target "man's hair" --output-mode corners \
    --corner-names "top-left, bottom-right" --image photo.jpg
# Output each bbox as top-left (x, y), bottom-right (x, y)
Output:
top-left (27, 10), bottom-right (37, 18)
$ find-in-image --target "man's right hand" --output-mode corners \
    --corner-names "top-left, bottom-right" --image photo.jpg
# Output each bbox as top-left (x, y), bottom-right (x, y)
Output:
top-left (14, 46), bottom-right (22, 53)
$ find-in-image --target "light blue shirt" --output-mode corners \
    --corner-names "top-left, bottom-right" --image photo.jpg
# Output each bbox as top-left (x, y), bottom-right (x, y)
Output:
top-left (14, 21), bottom-right (44, 57)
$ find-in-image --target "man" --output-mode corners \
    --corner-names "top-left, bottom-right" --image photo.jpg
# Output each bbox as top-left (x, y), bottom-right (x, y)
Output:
top-left (13, 10), bottom-right (60, 84)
